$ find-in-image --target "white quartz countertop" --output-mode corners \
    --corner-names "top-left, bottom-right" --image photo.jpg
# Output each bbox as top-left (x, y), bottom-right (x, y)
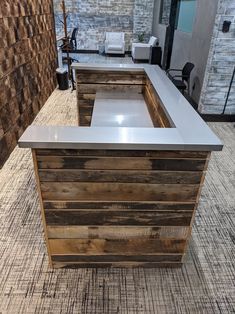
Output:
top-left (18, 63), bottom-right (223, 151)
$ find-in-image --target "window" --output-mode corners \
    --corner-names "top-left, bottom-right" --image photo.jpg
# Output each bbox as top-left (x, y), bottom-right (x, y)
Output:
top-left (176, 0), bottom-right (196, 33)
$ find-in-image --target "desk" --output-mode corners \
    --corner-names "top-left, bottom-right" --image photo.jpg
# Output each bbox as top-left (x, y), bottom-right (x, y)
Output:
top-left (18, 63), bottom-right (223, 269)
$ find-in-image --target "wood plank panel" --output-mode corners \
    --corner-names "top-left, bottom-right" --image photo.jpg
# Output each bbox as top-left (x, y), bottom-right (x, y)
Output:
top-left (49, 238), bottom-right (187, 254)
top-left (43, 201), bottom-right (195, 211)
top-left (143, 85), bottom-right (163, 127)
top-left (52, 262), bottom-right (182, 268)
top-left (76, 73), bottom-right (145, 85)
top-left (47, 226), bottom-right (189, 239)
top-left (37, 156), bottom-right (206, 171)
top-left (45, 210), bottom-right (192, 226)
top-left (51, 254), bottom-right (183, 263)
top-left (41, 182), bottom-right (199, 202)
top-left (77, 70), bottom-right (145, 75)
top-left (77, 99), bottom-right (94, 106)
top-left (143, 85), bottom-right (172, 128)
top-left (32, 148), bottom-right (210, 268)
top-left (148, 84), bottom-right (173, 128)
top-left (78, 93), bottom-right (96, 101)
top-left (77, 84), bottom-right (143, 94)
top-left (79, 106), bottom-right (93, 116)
top-left (36, 149), bottom-right (209, 159)
top-left (38, 169), bottom-right (203, 184)
top-left (32, 150), bottom-right (53, 267)
top-left (79, 115), bottom-right (91, 125)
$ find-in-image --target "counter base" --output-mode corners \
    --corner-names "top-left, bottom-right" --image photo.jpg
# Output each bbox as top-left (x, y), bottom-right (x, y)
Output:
top-left (32, 148), bottom-right (210, 268)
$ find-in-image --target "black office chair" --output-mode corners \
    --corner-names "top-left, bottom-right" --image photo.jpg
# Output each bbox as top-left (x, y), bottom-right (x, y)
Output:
top-left (69, 28), bottom-right (78, 51)
top-left (60, 28), bottom-right (78, 52)
top-left (60, 28), bottom-right (79, 63)
top-left (166, 62), bottom-right (195, 94)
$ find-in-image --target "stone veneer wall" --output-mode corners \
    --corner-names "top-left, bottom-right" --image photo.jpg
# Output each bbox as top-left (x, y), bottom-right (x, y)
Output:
top-left (159, 0), bottom-right (171, 25)
top-left (53, 0), bottom-right (154, 51)
top-left (0, 0), bottom-right (57, 167)
top-left (199, 0), bottom-right (235, 114)
top-left (133, 0), bottom-right (155, 42)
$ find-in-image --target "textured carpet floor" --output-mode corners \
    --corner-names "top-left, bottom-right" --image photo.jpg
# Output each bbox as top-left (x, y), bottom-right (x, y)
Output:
top-left (0, 89), bottom-right (234, 314)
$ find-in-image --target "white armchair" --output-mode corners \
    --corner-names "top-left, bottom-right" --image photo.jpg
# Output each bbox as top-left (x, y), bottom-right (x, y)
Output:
top-left (132, 36), bottom-right (158, 61)
top-left (105, 32), bottom-right (125, 55)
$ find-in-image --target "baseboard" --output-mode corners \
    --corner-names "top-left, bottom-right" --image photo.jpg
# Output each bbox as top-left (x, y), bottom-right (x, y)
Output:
top-left (200, 114), bottom-right (235, 122)
top-left (62, 49), bottom-right (99, 54)
top-left (62, 49), bottom-right (131, 55)
top-left (133, 59), bottom-right (149, 63)
top-left (105, 53), bottom-right (126, 57)
top-left (182, 95), bottom-right (235, 122)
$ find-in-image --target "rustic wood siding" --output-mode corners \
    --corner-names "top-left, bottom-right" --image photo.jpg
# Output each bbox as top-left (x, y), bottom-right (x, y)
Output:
top-left (33, 148), bottom-right (210, 268)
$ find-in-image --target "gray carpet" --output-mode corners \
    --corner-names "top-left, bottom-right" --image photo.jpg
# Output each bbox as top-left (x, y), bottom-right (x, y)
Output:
top-left (0, 89), bottom-right (234, 313)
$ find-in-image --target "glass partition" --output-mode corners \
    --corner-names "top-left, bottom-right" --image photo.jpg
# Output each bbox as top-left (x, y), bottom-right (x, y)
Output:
top-left (176, 0), bottom-right (196, 33)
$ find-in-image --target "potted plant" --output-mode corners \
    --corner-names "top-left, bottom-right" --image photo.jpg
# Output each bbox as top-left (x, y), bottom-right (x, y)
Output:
top-left (137, 32), bottom-right (145, 43)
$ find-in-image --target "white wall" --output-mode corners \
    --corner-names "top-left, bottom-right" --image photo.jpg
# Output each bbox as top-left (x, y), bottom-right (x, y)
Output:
top-left (152, 0), bottom-right (169, 66)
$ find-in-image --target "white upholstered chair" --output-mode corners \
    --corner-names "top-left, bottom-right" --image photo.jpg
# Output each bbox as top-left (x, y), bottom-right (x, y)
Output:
top-left (105, 32), bottom-right (125, 55)
top-left (132, 36), bottom-right (158, 61)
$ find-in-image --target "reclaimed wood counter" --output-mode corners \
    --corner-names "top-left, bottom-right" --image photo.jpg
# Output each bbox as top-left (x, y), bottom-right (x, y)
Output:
top-left (18, 63), bottom-right (222, 268)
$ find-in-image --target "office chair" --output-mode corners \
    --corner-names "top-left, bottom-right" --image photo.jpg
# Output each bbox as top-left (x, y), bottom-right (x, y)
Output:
top-left (166, 62), bottom-right (195, 94)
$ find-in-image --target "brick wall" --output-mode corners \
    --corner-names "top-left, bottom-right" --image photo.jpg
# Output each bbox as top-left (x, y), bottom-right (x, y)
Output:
top-left (53, 0), bottom-right (154, 50)
top-left (199, 0), bottom-right (235, 114)
top-left (0, 0), bottom-right (57, 167)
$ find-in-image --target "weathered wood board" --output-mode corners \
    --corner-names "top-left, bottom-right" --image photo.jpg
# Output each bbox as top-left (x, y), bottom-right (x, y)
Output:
top-left (33, 148), bottom-right (210, 268)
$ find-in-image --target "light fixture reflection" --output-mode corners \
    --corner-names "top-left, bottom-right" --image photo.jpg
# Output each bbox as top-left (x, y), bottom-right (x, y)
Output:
top-left (120, 128), bottom-right (128, 143)
top-left (116, 115), bottom-right (124, 125)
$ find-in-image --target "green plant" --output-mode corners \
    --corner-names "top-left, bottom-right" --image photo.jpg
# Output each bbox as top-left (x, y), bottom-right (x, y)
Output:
top-left (137, 32), bottom-right (145, 43)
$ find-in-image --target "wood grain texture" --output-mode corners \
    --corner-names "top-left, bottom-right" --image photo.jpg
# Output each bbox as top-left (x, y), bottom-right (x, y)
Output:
top-left (77, 83), bottom-right (142, 94)
top-left (32, 149), bottom-right (53, 267)
top-left (37, 156), bottom-right (206, 171)
top-left (41, 182), bottom-right (199, 202)
top-left (36, 149), bottom-right (209, 158)
top-left (33, 148), bottom-right (208, 267)
top-left (49, 238), bottom-right (187, 255)
top-left (143, 83), bottom-right (172, 128)
top-left (79, 106), bottom-right (93, 116)
top-left (45, 210), bottom-right (192, 226)
top-left (52, 262), bottom-right (183, 268)
top-left (51, 254), bottom-right (183, 263)
top-left (79, 115), bottom-right (92, 125)
top-left (43, 201), bottom-right (195, 211)
top-left (76, 72), bottom-right (145, 85)
top-left (38, 169), bottom-right (203, 184)
top-left (47, 226), bottom-right (190, 239)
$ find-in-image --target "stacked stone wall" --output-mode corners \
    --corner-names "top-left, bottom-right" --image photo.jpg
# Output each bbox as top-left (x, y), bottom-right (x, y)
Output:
top-left (0, 0), bottom-right (57, 167)
top-left (54, 0), bottom-right (154, 50)
top-left (199, 0), bottom-right (235, 114)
